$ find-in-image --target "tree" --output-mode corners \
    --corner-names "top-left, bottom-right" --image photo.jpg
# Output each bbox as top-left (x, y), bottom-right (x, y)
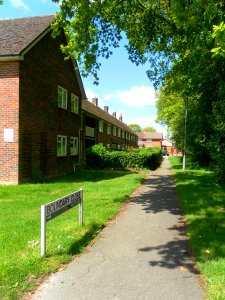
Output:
top-left (143, 127), bottom-right (156, 133)
top-left (53, 0), bottom-right (225, 180)
top-left (128, 124), bottom-right (142, 133)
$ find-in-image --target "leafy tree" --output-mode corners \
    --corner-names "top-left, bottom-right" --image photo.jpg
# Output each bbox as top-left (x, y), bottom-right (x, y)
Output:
top-left (128, 124), bottom-right (142, 132)
top-left (143, 127), bottom-right (156, 133)
top-left (53, 0), bottom-right (225, 180)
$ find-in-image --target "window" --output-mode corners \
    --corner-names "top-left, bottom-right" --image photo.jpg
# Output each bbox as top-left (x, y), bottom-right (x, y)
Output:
top-left (118, 128), bottom-right (121, 137)
top-left (113, 126), bottom-right (117, 136)
top-left (70, 137), bottom-right (78, 155)
top-left (71, 93), bottom-right (79, 114)
top-left (99, 120), bottom-right (104, 132)
top-left (146, 138), bottom-right (152, 142)
top-left (107, 124), bottom-right (111, 134)
top-left (58, 86), bottom-right (67, 109)
top-left (57, 135), bottom-right (67, 156)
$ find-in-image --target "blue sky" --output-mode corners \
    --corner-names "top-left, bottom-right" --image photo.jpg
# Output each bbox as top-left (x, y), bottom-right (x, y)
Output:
top-left (0, 0), bottom-right (166, 135)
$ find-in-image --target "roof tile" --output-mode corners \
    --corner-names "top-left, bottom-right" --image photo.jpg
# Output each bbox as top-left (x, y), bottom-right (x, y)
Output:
top-left (0, 15), bottom-right (55, 56)
top-left (82, 100), bottom-right (137, 135)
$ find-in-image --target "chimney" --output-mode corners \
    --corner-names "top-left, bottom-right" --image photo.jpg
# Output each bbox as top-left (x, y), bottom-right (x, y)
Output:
top-left (112, 112), bottom-right (116, 118)
top-left (104, 106), bottom-right (109, 113)
top-left (119, 113), bottom-right (123, 122)
top-left (92, 97), bottom-right (98, 107)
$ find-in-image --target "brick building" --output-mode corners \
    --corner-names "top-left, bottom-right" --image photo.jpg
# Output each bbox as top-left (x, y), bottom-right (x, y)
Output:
top-left (82, 97), bottom-right (137, 154)
top-left (137, 131), bottom-right (163, 148)
top-left (0, 15), bottom-right (86, 184)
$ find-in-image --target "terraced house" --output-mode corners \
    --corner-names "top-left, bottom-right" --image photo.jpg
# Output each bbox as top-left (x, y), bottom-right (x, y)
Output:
top-left (82, 97), bottom-right (138, 153)
top-left (0, 15), bottom-right (85, 184)
top-left (0, 15), bottom-right (137, 184)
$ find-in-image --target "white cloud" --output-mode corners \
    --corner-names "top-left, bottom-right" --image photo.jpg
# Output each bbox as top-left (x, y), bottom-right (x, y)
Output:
top-left (125, 114), bottom-right (166, 134)
top-left (10, 0), bottom-right (30, 10)
top-left (104, 85), bottom-right (157, 107)
top-left (85, 89), bottom-right (105, 108)
top-left (84, 86), bottom-right (167, 136)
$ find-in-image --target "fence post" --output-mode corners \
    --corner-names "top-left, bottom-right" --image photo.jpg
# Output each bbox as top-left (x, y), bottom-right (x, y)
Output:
top-left (79, 189), bottom-right (83, 225)
top-left (41, 205), bottom-right (46, 257)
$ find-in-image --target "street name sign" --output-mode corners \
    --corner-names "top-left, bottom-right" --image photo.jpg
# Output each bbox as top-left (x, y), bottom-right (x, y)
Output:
top-left (41, 188), bottom-right (83, 256)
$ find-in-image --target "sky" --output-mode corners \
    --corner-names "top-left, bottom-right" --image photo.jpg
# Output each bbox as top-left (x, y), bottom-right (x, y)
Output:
top-left (0, 0), bottom-right (167, 135)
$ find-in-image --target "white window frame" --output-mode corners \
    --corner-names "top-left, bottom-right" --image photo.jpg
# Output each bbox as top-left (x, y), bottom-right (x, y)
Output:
top-left (57, 135), bottom-right (67, 157)
top-left (58, 86), bottom-right (67, 109)
top-left (71, 93), bottom-right (79, 114)
top-left (99, 120), bottom-right (104, 132)
top-left (70, 137), bottom-right (78, 155)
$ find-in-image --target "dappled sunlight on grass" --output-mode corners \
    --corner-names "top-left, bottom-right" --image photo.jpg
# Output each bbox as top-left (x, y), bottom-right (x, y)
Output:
top-left (0, 169), bottom-right (145, 299)
top-left (170, 157), bottom-right (225, 300)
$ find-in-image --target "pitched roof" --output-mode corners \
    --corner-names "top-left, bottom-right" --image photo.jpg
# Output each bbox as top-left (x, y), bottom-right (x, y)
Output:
top-left (82, 100), bottom-right (137, 135)
top-left (137, 131), bottom-right (163, 140)
top-left (0, 15), bottom-right (55, 57)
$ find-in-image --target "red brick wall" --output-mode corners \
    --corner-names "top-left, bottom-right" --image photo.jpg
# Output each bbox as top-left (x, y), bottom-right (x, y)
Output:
top-left (0, 61), bottom-right (20, 184)
top-left (139, 140), bottom-right (162, 148)
top-left (19, 32), bottom-right (82, 181)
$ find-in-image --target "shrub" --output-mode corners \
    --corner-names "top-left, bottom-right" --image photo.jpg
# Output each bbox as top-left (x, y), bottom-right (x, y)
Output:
top-left (86, 144), bottom-right (162, 170)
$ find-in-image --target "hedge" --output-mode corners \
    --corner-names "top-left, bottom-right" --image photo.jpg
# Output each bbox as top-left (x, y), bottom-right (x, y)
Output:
top-left (85, 144), bottom-right (162, 170)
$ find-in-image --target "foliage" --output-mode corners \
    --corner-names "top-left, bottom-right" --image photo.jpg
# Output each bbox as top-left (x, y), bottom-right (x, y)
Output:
top-left (170, 156), bottom-right (225, 300)
top-left (128, 124), bottom-right (156, 133)
top-left (142, 126), bottom-right (156, 133)
top-left (86, 144), bottom-right (162, 170)
top-left (0, 170), bottom-right (145, 299)
top-left (53, 0), bottom-right (225, 180)
top-left (128, 124), bottom-right (142, 132)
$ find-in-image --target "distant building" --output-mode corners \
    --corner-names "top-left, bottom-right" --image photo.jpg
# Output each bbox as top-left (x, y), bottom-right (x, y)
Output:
top-left (137, 131), bottom-right (163, 148)
top-left (162, 138), bottom-right (182, 156)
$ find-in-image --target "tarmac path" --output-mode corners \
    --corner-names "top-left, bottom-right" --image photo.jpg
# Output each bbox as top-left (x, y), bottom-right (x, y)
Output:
top-left (31, 158), bottom-right (204, 300)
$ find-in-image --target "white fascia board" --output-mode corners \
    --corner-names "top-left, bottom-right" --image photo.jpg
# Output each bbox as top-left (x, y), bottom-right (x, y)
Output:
top-left (0, 55), bottom-right (23, 61)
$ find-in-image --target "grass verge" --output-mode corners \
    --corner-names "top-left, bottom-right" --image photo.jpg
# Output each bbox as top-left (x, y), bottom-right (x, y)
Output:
top-left (169, 156), bottom-right (225, 300)
top-left (0, 170), bottom-right (146, 300)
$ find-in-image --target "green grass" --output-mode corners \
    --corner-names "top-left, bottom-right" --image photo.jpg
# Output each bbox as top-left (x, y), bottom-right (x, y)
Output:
top-left (0, 170), bottom-right (146, 300)
top-left (169, 156), bottom-right (225, 300)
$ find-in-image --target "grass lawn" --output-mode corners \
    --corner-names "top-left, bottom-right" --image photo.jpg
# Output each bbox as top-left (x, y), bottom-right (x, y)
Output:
top-left (0, 170), bottom-right (146, 300)
top-left (170, 156), bottom-right (225, 300)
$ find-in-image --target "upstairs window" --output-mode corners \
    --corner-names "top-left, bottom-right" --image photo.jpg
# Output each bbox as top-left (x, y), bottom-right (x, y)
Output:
top-left (107, 124), bottom-right (111, 134)
top-left (71, 93), bottom-right (79, 114)
top-left (99, 120), bottom-right (104, 132)
top-left (70, 137), bottom-right (78, 155)
top-left (58, 86), bottom-right (67, 109)
top-left (113, 126), bottom-right (117, 136)
top-left (57, 135), bottom-right (67, 156)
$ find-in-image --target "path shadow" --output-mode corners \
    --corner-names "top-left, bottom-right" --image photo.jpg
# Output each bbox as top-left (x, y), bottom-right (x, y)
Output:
top-left (138, 238), bottom-right (198, 274)
top-left (131, 174), bottom-right (181, 216)
top-left (132, 165), bottom-right (198, 274)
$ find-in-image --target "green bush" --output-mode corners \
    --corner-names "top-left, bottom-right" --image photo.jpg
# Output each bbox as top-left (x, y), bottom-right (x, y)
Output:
top-left (86, 144), bottom-right (162, 170)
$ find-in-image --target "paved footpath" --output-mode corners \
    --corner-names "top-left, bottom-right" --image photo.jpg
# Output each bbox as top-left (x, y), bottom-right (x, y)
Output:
top-left (31, 158), bottom-right (204, 300)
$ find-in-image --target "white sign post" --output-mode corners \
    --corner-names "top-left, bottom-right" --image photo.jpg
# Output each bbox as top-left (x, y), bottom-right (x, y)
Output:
top-left (41, 188), bottom-right (83, 256)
